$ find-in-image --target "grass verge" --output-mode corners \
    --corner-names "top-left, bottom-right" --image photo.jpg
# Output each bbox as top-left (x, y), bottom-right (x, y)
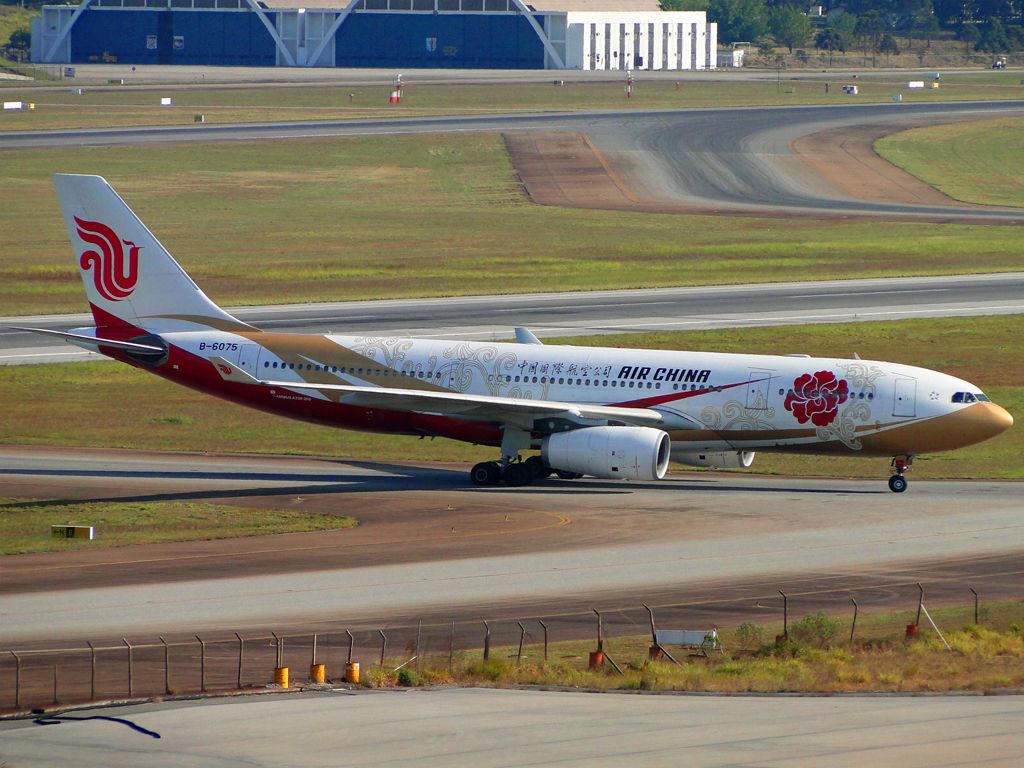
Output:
top-left (1, 315), bottom-right (1020, 479)
top-left (367, 602), bottom-right (1024, 694)
top-left (0, 498), bottom-right (356, 555)
top-left (3, 133), bottom-right (1024, 315)
top-left (2, 75), bottom-right (1024, 130)
top-left (876, 116), bottom-right (1024, 207)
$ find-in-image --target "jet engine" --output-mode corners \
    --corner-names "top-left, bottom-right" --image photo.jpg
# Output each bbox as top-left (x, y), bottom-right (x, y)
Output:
top-left (542, 426), bottom-right (671, 481)
top-left (672, 450), bottom-right (756, 469)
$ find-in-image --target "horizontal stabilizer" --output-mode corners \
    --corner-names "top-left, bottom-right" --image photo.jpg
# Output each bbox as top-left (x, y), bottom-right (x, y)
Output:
top-left (13, 327), bottom-right (164, 353)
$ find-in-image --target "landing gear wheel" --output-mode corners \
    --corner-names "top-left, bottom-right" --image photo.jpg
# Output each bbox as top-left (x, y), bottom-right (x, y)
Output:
top-left (524, 456), bottom-right (551, 480)
top-left (888, 475), bottom-right (908, 493)
top-left (470, 461), bottom-right (501, 486)
top-left (502, 462), bottom-right (533, 487)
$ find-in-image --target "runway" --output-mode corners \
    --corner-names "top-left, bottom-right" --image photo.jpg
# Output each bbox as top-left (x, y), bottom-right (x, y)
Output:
top-left (4, 272), bottom-right (1024, 364)
top-left (4, 101), bottom-right (1024, 221)
top-left (2, 448), bottom-right (1021, 645)
top-left (2, 688), bottom-right (1022, 768)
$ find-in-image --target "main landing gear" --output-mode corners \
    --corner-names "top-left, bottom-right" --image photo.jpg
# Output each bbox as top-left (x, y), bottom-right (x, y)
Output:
top-left (470, 456), bottom-right (554, 487)
top-left (888, 456), bottom-right (912, 493)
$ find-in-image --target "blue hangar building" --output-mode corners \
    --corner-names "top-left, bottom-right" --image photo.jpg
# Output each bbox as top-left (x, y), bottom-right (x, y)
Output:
top-left (32, 0), bottom-right (717, 70)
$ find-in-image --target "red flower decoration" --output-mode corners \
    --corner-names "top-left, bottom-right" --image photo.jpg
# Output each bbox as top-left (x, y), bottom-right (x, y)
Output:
top-left (784, 370), bottom-right (849, 427)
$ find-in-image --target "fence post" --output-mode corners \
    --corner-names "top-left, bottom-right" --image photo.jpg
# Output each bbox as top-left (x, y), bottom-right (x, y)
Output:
top-left (235, 633), bottom-right (244, 690)
top-left (643, 603), bottom-right (658, 646)
top-left (159, 636), bottom-right (170, 695)
top-left (538, 620), bottom-right (548, 662)
top-left (86, 642), bottom-right (95, 701)
top-left (123, 638), bottom-right (133, 697)
top-left (516, 622), bottom-right (526, 664)
top-left (414, 620), bottom-right (422, 668)
top-left (11, 651), bottom-right (21, 710)
top-left (448, 622), bottom-right (454, 672)
top-left (916, 583), bottom-right (924, 627)
top-left (378, 630), bottom-right (387, 668)
top-left (849, 597), bottom-right (858, 644)
top-left (196, 635), bottom-right (206, 693)
top-left (970, 587), bottom-right (979, 625)
top-left (346, 630), bottom-right (355, 664)
top-left (593, 609), bottom-right (603, 652)
top-left (52, 665), bottom-right (59, 706)
top-left (779, 590), bottom-right (788, 641)
top-left (483, 621), bottom-right (491, 661)
top-left (311, 633), bottom-right (318, 667)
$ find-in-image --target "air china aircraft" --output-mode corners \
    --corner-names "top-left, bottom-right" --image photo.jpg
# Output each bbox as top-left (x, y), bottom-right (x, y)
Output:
top-left (21, 175), bottom-right (1013, 493)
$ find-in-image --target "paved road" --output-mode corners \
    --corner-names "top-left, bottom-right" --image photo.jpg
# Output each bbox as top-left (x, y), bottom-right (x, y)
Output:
top-left (4, 272), bottom-right (1023, 364)
top-left (2, 449), bottom-right (1021, 644)
top-left (2, 688), bottom-right (1023, 768)
top-left (4, 100), bottom-right (1024, 219)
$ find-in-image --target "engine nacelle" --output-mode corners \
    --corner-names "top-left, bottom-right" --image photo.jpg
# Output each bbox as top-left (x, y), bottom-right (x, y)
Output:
top-left (542, 426), bottom-right (671, 481)
top-left (672, 450), bottom-right (756, 469)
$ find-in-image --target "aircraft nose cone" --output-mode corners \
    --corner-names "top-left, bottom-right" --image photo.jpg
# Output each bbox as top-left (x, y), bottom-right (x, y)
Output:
top-left (984, 402), bottom-right (1014, 436)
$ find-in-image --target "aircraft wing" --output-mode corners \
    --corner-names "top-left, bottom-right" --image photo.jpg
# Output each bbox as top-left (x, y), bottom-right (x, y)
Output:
top-left (210, 356), bottom-right (663, 429)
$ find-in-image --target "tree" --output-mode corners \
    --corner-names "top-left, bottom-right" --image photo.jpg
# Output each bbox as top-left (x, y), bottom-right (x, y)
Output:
top-left (976, 17), bottom-right (1011, 51)
top-left (815, 27), bottom-right (845, 65)
top-left (5, 30), bottom-right (30, 63)
top-left (957, 23), bottom-right (981, 53)
top-left (879, 33), bottom-right (901, 61)
top-left (855, 10), bottom-right (887, 65)
top-left (769, 5), bottom-right (814, 53)
top-left (706, 0), bottom-right (769, 43)
top-left (828, 12), bottom-right (859, 53)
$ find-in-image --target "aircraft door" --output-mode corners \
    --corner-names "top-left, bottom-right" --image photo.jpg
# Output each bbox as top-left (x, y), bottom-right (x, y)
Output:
top-left (237, 344), bottom-right (260, 376)
top-left (745, 370), bottom-right (772, 410)
top-left (893, 377), bottom-right (917, 417)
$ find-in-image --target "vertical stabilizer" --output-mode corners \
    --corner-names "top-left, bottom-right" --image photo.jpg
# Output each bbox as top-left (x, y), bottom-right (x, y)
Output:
top-left (53, 174), bottom-right (251, 333)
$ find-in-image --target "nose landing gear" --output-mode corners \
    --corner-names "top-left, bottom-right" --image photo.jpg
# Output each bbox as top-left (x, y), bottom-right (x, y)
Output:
top-left (888, 456), bottom-right (912, 493)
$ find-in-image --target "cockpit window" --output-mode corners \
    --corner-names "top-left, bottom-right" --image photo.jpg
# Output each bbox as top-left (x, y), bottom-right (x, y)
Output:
top-left (952, 392), bottom-right (985, 403)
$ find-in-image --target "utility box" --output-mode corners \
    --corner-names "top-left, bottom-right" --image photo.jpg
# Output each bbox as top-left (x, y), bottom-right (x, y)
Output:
top-left (51, 525), bottom-right (95, 540)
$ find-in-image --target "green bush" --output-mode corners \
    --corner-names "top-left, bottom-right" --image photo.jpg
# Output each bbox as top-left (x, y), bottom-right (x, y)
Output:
top-left (735, 621), bottom-right (766, 649)
top-left (396, 667), bottom-right (424, 687)
top-left (789, 612), bottom-right (841, 648)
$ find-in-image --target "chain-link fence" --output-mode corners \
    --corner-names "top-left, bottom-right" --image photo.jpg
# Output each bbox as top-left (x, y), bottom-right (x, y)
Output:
top-left (4, 575), bottom-right (1011, 714)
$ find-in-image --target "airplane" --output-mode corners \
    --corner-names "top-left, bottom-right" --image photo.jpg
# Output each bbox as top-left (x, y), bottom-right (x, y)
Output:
top-left (17, 174), bottom-right (1013, 493)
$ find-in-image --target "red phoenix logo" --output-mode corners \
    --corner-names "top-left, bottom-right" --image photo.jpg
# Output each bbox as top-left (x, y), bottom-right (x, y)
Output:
top-left (784, 370), bottom-right (849, 427)
top-left (75, 217), bottom-right (141, 302)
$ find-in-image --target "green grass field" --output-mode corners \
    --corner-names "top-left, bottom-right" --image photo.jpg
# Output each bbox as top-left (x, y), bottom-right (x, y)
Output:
top-left (0, 498), bottom-right (357, 554)
top-left (876, 116), bottom-right (1024, 207)
top-left (1, 315), bottom-right (1019, 479)
top-left (2, 73), bottom-right (1023, 129)
top-left (3, 133), bottom-right (1023, 315)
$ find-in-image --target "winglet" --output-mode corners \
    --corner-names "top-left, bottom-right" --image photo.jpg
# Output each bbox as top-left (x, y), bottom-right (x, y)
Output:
top-left (210, 356), bottom-right (260, 384)
top-left (514, 327), bottom-right (543, 345)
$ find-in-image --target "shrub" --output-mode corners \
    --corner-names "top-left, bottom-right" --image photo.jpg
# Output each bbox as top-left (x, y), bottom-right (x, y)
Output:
top-left (397, 667), bottom-right (424, 686)
top-left (789, 612), bottom-right (841, 648)
top-left (735, 621), bottom-right (766, 650)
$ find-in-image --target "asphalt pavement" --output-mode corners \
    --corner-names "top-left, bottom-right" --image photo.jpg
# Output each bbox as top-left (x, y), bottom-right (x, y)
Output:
top-left (4, 272), bottom-right (1024, 364)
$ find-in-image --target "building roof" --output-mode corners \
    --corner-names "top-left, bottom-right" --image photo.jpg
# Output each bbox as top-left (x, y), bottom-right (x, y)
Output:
top-left (526, 0), bottom-right (662, 9)
top-left (266, 0), bottom-right (664, 10)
